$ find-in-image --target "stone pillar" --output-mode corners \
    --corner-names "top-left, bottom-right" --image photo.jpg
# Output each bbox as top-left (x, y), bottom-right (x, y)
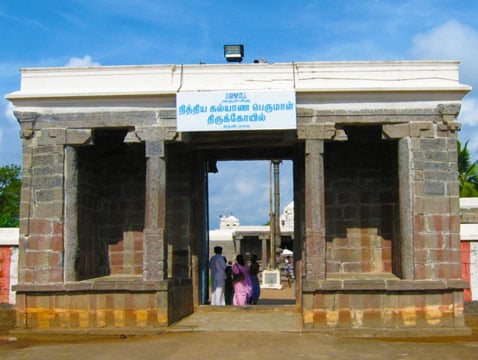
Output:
top-left (64, 146), bottom-right (78, 282)
top-left (14, 112), bottom-right (37, 283)
top-left (398, 137), bottom-right (414, 279)
top-left (63, 129), bottom-right (92, 282)
top-left (260, 235), bottom-right (269, 268)
top-left (304, 139), bottom-right (326, 281)
top-left (143, 140), bottom-right (167, 281)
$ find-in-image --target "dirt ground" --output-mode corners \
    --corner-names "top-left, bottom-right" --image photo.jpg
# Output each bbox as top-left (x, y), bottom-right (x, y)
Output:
top-left (1, 317), bottom-right (478, 360)
top-left (2, 287), bottom-right (478, 359)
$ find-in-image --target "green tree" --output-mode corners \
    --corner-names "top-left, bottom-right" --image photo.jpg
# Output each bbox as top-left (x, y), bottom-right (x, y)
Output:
top-left (0, 164), bottom-right (21, 227)
top-left (458, 140), bottom-right (478, 197)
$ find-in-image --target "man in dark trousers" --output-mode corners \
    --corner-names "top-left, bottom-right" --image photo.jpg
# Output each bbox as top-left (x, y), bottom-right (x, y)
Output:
top-left (209, 246), bottom-right (227, 305)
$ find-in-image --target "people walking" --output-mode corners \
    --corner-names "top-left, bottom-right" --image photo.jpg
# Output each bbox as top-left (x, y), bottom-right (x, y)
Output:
top-left (232, 254), bottom-right (252, 306)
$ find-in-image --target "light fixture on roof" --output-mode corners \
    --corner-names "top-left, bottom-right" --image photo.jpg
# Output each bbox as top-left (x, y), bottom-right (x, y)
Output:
top-left (224, 44), bottom-right (244, 62)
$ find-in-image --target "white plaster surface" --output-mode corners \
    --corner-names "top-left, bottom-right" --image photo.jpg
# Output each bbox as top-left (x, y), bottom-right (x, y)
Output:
top-left (8, 61), bottom-right (468, 95)
top-left (470, 242), bottom-right (478, 301)
top-left (0, 228), bottom-right (19, 246)
top-left (9, 246), bottom-right (18, 304)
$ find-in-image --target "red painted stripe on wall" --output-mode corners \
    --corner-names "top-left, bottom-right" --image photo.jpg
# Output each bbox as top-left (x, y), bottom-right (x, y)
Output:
top-left (461, 242), bottom-right (471, 302)
top-left (0, 247), bottom-right (11, 303)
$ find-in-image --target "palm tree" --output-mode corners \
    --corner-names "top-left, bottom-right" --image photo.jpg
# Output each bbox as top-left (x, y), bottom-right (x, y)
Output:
top-left (458, 140), bottom-right (478, 197)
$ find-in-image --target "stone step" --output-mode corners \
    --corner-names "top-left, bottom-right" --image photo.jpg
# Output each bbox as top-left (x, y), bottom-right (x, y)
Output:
top-left (167, 306), bottom-right (303, 333)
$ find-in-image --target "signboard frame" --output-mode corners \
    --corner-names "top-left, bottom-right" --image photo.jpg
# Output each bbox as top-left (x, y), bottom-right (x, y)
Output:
top-left (177, 90), bottom-right (296, 132)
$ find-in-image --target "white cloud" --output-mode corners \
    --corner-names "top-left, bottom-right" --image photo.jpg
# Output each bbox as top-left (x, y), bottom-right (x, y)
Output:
top-left (459, 97), bottom-right (478, 127)
top-left (207, 160), bottom-right (293, 226)
top-left (411, 21), bottom-right (478, 160)
top-left (234, 178), bottom-right (261, 196)
top-left (458, 98), bottom-right (478, 158)
top-left (0, 100), bottom-right (21, 166)
top-left (4, 102), bottom-right (16, 123)
top-left (410, 20), bottom-right (478, 87)
top-left (64, 55), bottom-right (100, 67)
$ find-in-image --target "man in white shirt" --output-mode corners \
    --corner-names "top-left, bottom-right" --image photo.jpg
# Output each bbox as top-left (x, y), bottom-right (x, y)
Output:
top-left (209, 246), bottom-right (227, 306)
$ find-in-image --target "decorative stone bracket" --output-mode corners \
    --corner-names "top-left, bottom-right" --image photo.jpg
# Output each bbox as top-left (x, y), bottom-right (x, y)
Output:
top-left (14, 111), bottom-right (37, 139)
top-left (298, 123), bottom-right (348, 141)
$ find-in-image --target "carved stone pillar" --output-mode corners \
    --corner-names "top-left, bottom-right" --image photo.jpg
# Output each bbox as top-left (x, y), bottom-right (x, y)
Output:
top-left (304, 139), bottom-right (326, 282)
top-left (143, 140), bottom-right (167, 281)
top-left (259, 235), bottom-right (269, 268)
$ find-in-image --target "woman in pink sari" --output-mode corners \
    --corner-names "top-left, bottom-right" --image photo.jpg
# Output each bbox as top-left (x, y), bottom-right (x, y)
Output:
top-left (232, 254), bottom-right (252, 306)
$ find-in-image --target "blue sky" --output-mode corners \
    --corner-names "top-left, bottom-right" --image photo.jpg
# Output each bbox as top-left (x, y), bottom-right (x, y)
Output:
top-left (1, 0), bottom-right (478, 226)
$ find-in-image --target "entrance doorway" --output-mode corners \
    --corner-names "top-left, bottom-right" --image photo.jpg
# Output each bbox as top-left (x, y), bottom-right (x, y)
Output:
top-left (204, 159), bottom-right (296, 305)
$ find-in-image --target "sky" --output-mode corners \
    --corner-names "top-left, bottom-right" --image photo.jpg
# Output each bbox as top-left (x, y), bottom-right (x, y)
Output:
top-left (1, 0), bottom-right (478, 226)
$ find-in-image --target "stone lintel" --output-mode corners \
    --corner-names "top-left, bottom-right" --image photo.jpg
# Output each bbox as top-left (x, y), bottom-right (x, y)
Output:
top-left (410, 121), bottom-right (434, 138)
top-left (137, 126), bottom-right (178, 143)
top-left (37, 128), bottom-right (66, 146)
top-left (298, 124), bottom-right (336, 140)
top-left (382, 123), bottom-right (409, 138)
top-left (65, 128), bottom-right (93, 145)
top-left (383, 122), bottom-right (437, 139)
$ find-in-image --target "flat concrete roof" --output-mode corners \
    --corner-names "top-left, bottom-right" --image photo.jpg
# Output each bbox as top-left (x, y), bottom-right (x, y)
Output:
top-left (7, 61), bottom-right (470, 101)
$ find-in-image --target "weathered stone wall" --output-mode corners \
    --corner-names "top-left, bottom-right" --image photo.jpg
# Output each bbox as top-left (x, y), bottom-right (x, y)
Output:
top-left (18, 124), bottom-right (66, 285)
top-left (166, 143), bottom-right (194, 279)
top-left (411, 136), bottom-right (461, 280)
top-left (324, 128), bottom-right (398, 274)
top-left (299, 105), bottom-right (467, 334)
top-left (77, 129), bottom-right (146, 279)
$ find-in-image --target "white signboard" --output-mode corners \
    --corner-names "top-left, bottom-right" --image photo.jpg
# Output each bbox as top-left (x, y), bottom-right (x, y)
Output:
top-left (176, 90), bottom-right (296, 132)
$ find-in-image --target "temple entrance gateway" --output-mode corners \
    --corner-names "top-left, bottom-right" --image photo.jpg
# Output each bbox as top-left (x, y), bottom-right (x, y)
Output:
top-left (205, 159), bottom-right (295, 305)
top-left (6, 61), bottom-right (471, 336)
top-left (189, 133), bottom-right (299, 306)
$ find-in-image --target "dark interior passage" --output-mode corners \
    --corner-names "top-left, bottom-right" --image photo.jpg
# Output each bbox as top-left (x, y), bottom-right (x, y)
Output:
top-left (76, 128), bottom-right (146, 280)
top-left (324, 126), bottom-right (400, 276)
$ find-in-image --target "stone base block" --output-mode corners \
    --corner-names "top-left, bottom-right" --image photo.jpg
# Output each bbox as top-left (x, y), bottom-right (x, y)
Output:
top-left (302, 288), bottom-right (470, 337)
top-left (13, 278), bottom-right (193, 331)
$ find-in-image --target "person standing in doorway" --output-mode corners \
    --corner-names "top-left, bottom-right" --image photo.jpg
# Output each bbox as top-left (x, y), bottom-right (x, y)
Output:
top-left (232, 254), bottom-right (252, 306)
top-left (224, 259), bottom-right (234, 305)
top-left (248, 254), bottom-right (261, 305)
top-left (209, 246), bottom-right (227, 306)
